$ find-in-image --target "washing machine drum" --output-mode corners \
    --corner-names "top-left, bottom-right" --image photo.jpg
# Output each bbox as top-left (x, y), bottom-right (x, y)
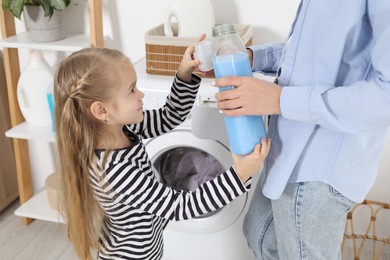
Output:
top-left (154, 147), bottom-right (225, 192)
top-left (144, 130), bottom-right (247, 233)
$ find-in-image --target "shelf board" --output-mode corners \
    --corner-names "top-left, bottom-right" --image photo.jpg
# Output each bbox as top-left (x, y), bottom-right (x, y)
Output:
top-left (5, 121), bottom-right (55, 143)
top-left (0, 32), bottom-right (91, 52)
top-left (15, 189), bottom-right (65, 223)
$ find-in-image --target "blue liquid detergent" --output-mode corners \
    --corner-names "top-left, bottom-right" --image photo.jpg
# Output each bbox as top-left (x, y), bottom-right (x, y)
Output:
top-left (47, 93), bottom-right (55, 132)
top-left (213, 53), bottom-right (266, 155)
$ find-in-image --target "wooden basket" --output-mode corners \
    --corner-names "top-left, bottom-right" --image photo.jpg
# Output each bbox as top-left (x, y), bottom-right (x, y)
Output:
top-left (45, 172), bottom-right (61, 210)
top-left (342, 200), bottom-right (390, 260)
top-left (144, 24), bottom-right (253, 76)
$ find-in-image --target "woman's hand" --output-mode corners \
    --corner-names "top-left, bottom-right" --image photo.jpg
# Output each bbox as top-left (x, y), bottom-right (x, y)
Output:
top-left (213, 76), bottom-right (282, 116)
top-left (177, 34), bottom-right (207, 83)
top-left (232, 138), bottom-right (271, 182)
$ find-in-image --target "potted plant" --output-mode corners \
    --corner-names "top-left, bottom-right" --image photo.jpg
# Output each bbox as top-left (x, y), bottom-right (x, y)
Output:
top-left (2, 0), bottom-right (74, 42)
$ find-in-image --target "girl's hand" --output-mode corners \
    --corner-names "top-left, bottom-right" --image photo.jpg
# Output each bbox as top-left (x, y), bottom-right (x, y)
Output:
top-left (177, 34), bottom-right (207, 83)
top-left (196, 68), bottom-right (215, 79)
top-left (232, 138), bottom-right (271, 183)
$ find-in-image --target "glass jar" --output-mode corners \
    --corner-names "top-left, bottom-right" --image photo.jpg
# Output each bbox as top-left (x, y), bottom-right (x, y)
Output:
top-left (212, 24), bottom-right (266, 155)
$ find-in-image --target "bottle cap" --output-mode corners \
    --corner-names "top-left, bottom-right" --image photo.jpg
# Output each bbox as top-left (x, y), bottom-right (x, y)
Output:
top-left (212, 24), bottom-right (236, 37)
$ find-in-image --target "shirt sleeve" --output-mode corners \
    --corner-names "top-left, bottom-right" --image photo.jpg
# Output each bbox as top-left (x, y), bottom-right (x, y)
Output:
top-left (247, 43), bottom-right (284, 75)
top-left (280, 2), bottom-right (390, 134)
top-left (129, 73), bottom-right (201, 138)
top-left (104, 164), bottom-right (251, 221)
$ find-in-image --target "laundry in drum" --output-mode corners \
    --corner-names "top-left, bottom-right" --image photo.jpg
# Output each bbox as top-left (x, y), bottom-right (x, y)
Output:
top-left (153, 147), bottom-right (225, 191)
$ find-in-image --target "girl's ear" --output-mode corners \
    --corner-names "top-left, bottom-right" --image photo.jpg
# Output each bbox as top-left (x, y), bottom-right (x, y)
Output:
top-left (90, 101), bottom-right (107, 121)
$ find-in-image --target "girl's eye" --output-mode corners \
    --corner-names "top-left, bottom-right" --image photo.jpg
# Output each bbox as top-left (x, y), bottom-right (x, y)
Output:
top-left (128, 87), bottom-right (136, 95)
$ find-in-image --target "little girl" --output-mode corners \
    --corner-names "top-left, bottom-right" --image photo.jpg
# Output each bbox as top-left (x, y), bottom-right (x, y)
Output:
top-left (54, 43), bottom-right (270, 260)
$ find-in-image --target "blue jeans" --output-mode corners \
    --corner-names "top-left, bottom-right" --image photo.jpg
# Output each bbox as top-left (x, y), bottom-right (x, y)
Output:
top-left (243, 181), bottom-right (356, 260)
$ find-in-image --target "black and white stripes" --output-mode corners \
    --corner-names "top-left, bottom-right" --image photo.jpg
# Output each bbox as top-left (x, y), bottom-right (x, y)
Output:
top-left (90, 75), bottom-right (251, 260)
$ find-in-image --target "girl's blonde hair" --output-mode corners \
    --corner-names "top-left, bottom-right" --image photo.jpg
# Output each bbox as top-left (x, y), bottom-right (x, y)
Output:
top-left (54, 48), bottom-right (130, 259)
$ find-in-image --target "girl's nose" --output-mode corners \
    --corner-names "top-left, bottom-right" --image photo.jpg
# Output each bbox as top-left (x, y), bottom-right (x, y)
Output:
top-left (138, 89), bottom-right (145, 99)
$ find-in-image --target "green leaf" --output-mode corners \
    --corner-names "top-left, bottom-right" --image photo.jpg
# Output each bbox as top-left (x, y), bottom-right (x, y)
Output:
top-left (35, 0), bottom-right (53, 17)
top-left (2, 0), bottom-right (11, 11)
top-left (50, 0), bottom-right (67, 11)
top-left (2, 0), bottom-right (71, 19)
top-left (10, 0), bottom-right (27, 19)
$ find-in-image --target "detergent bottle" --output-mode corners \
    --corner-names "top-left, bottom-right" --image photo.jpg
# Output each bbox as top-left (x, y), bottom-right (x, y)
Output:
top-left (212, 24), bottom-right (267, 155)
top-left (17, 50), bottom-right (53, 127)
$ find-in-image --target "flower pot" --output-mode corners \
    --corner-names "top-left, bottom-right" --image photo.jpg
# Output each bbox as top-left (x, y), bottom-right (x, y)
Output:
top-left (23, 5), bottom-right (65, 42)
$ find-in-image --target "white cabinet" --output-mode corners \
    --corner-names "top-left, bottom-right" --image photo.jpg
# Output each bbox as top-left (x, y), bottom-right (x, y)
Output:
top-left (0, 0), bottom-right (103, 224)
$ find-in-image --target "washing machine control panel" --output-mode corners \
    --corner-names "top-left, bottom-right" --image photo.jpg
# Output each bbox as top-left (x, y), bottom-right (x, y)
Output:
top-left (140, 88), bottom-right (195, 128)
top-left (140, 88), bottom-right (207, 109)
top-left (141, 89), bottom-right (170, 109)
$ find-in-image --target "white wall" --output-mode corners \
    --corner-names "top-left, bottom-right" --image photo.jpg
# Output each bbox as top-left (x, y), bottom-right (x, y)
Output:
top-left (1, 0), bottom-right (389, 211)
top-left (59, 0), bottom-right (300, 62)
top-left (2, 0), bottom-right (301, 75)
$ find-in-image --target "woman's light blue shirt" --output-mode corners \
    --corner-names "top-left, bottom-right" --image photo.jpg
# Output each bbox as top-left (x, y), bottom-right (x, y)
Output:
top-left (249, 0), bottom-right (390, 202)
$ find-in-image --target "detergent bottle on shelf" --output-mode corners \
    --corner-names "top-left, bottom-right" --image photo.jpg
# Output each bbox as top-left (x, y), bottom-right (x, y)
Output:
top-left (17, 50), bottom-right (53, 127)
top-left (212, 24), bottom-right (267, 155)
top-left (46, 83), bottom-right (55, 132)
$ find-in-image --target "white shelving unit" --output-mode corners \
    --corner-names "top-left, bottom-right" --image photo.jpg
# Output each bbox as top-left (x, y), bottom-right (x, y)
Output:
top-left (5, 122), bottom-right (55, 143)
top-left (0, 31), bottom-right (91, 52)
top-left (0, 0), bottom-right (103, 225)
top-left (0, 33), bottom-right (89, 222)
top-left (14, 188), bottom-right (65, 223)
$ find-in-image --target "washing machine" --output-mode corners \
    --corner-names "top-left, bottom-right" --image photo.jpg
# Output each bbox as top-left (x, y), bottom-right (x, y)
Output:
top-left (135, 59), bottom-right (257, 260)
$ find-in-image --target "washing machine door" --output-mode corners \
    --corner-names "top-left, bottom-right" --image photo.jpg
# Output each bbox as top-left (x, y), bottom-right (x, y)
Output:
top-left (144, 129), bottom-right (247, 234)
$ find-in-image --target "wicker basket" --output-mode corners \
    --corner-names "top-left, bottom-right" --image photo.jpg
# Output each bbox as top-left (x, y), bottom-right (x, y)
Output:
top-left (342, 200), bottom-right (390, 260)
top-left (45, 172), bottom-right (61, 210)
top-left (144, 24), bottom-right (253, 76)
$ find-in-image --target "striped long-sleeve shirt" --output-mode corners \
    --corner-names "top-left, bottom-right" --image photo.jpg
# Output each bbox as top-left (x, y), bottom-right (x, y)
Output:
top-left (89, 74), bottom-right (251, 260)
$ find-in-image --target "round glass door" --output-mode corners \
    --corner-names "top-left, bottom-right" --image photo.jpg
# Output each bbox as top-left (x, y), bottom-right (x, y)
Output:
top-left (154, 146), bottom-right (226, 218)
top-left (144, 129), bottom-right (247, 234)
